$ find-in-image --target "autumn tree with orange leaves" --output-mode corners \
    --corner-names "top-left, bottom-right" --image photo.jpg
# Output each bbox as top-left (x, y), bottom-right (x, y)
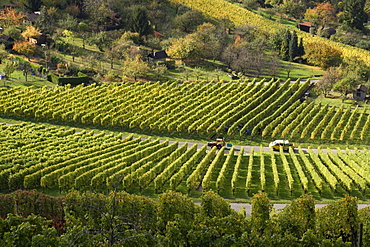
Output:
top-left (0, 8), bottom-right (25, 28)
top-left (304, 2), bottom-right (337, 30)
top-left (12, 41), bottom-right (36, 61)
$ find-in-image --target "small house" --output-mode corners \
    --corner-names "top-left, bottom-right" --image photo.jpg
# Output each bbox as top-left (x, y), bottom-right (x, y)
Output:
top-left (28, 33), bottom-right (46, 45)
top-left (353, 84), bottom-right (368, 101)
top-left (26, 12), bottom-right (40, 24)
top-left (0, 34), bottom-right (14, 49)
top-left (298, 21), bottom-right (313, 33)
top-left (154, 31), bottom-right (165, 38)
top-left (147, 50), bottom-right (168, 61)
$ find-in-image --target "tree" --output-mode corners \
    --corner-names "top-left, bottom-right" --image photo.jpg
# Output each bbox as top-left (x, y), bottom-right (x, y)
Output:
top-left (192, 66), bottom-right (203, 81)
top-left (2, 60), bottom-right (16, 84)
top-left (121, 54), bottom-right (150, 81)
top-left (64, 191), bottom-right (157, 246)
top-left (270, 29), bottom-right (302, 61)
top-left (83, 0), bottom-right (114, 26)
top-left (358, 207), bottom-right (370, 246)
top-left (35, 6), bottom-right (59, 35)
top-left (221, 42), bottom-right (273, 77)
top-left (77, 22), bottom-right (89, 49)
top-left (278, 0), bottom-right (307, 19)
top-left (333, 60), bottom-right (370, 101)
top-left (316, 196), bottom-right (358, 244)
top-left (0, 44), bottom-right (9, 64)
top-left (157, 190), bottom-right (199, 246)
top-left (213, 68), bottom-right (224, 81)
top-left (1, 214), bottom-right (59, 246)
top-left (276, 194), bottom-right (315, 239)
top-left (220, 45), bottom-right (236, 68)
top-left (251, 191), bottom-right (272, 236)
top-left (42, 0), bottom-right (68, 9)
top-left (0, 8), bottom-right (25, 28)
top-left (288, 31), bottom-right (298, 62)
top-left (201, 191), bottom-right (233, 218)
top-left (316, 67), bottom-right (341, 97)
top-left (173, 10), bottom-right (205, 33)
top-left (12, 41), bottom-right (36, 61)
top-left (62, 30), bottom-right (78, 62)
top-left (268, 55), bottom-right (281, 78)
top-left (18, 61), bottom-right (33, 82)
top-left (280, 30), bottom-right (290, 61)
top-left (333, 72), bottom-right (358, 101)
top-left (21, 25), bottom-right (41, 41)
top-left (152, 63), bottom-right (168, 81)
top-left (166, 35), bottom-right (201, 62)
top-left (88, 31), bottom-right (111, 52)
top-left (304, 2), bottom-right (337, 30)
top-left (104, 40), bottom-right (131, 69)
top-left (338, 0), bottom-right (368, 30)
top-left (158, 191), bottom-right (198, 229)
top-left (128, 6), bottom-right (153, 37)
top-left (58, 15), bottom-right (78, 31)
top-left (191, 23), bottom-right (228, 61)
top-left (303, 42), bottom-right (342, 69)
top-left (243, 0), bottom-right (260, 10)
top-left (3, 26), bottom-right (23, 42)
top-left (283, 62), bottom-right (295, 78)
top-left (17, 0), bottom-right (42, 12)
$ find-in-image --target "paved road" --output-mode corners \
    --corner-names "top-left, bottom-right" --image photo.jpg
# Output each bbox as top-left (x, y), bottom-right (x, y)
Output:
top-left (195, 203), bottom-right (370, 217)
top-left (161, 139), bottom-right (350, 155)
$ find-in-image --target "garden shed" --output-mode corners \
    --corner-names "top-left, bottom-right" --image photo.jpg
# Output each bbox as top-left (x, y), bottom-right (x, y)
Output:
top-left (147, 50), bottom-right (168, 61)
top-left (353, 84), bottom-right (368, 100)
top-left (298, 21), bottom-right (313, 33)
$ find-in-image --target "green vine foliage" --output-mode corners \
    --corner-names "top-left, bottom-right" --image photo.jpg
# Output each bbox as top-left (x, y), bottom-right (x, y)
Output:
top-left (251, 191), bottom-right (272, 236)
top-left (0, 190), bottom-right (368, 246)
top-left (200, 190), bottom-right (233, 218)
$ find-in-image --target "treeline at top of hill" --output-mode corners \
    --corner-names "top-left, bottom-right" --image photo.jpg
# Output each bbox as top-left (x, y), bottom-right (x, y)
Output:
top-left (0, 0), bottom-right (369, 97)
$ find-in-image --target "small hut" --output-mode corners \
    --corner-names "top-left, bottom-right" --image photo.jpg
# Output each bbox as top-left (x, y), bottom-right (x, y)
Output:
top-left (298, 21), bottom-right (313, 33)
top-left (147, 50), bottom-right (168, 61)
top-left (353, 84), bottom-right (368, 101)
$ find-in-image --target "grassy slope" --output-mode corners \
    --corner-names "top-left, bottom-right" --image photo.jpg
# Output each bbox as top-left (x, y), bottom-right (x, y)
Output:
top-left (169, 0), bottom-right (370, 67)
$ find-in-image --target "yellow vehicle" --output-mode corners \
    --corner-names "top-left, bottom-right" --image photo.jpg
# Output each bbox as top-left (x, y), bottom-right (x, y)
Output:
top-left (269, 140), bottom-right (294, 151)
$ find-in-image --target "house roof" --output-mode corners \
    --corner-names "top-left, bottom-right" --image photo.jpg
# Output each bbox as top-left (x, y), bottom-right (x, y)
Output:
top-left (299, 21), bottom-right (313, 27)
top-left (27, 13), bottom-right (40, 23)
top-left (148, 50), bottom-right (168, 60)
top-left (357, 84), bottom-right (368, 92)
top-left (324, 28), bottom-right (336, 35)
top-left (0, 34), bottom-right (13, 41)
top-left (154, 31), bottom-right (164, 37)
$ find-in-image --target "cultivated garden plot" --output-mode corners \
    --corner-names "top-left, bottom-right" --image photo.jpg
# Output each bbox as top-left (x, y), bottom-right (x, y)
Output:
top-left (1, 123), bottom-right (370, 200)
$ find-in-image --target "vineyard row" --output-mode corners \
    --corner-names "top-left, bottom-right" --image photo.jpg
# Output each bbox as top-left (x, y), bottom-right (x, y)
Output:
top-left (1, 123), bottom-right (370, 199)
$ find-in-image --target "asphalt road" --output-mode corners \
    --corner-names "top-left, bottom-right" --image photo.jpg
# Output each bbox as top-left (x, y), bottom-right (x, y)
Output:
top-left (194, 203), bottom-right (370, 217)
top-left (165, 140), bottom-right (343, 155)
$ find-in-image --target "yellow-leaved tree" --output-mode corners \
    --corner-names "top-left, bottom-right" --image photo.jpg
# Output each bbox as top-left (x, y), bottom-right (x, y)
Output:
top-left (12, 41), bottom-right (36, 61)
top-left (121, 54), bottom-right (150, 81)
top-left (303, 42), bottom-right (342, 69)
top-left (21, 26), bottom-right (41, 42)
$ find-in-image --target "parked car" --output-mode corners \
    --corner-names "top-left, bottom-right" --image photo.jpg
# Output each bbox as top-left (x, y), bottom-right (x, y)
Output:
top-left (269, 140), bottom-right (294, 151)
